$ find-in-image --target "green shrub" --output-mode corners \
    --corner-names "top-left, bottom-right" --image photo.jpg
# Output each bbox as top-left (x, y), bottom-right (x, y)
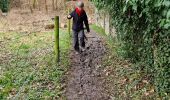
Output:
top-left (92, 0), bottom-right (170, 98)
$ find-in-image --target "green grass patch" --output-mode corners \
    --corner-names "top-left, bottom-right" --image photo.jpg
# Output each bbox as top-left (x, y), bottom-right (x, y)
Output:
top-left (91, 24), bottom-right (119, 55)
top-left (0, 29), bottom-right (71, 99)
top-left (90, 24), bottom-right (106, 36)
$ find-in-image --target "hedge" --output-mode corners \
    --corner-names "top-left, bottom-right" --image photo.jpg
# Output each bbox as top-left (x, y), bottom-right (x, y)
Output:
top-left (0, 0), bottom-right (9, 12)
top-left (92, 0), bottom-right (170, 98)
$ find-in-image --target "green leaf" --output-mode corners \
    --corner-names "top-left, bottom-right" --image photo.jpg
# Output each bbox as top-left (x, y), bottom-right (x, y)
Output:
top-left (164, 23), bottom-right (170, 29)
top-left (163, 0), bottom-right (170, 7)
top-left (123, 6), bottom-right (127, 13)
top-left (132, 4), bottom-right (137, 11)
top-left (167, 10), bottom-right (170, 19)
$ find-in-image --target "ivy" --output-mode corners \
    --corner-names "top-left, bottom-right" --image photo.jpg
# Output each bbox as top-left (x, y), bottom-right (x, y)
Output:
top-left (92, 0), bottom-right (170, 98)
top-left (0, 0), bottom-right (9, 12)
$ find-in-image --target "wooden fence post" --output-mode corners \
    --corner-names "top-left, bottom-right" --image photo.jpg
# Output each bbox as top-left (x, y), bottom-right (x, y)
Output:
top-left (54, 16), bottom-right (59, 63)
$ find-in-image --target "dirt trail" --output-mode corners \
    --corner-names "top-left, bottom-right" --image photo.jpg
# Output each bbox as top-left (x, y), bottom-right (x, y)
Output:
top-left (65, 31), bottom-right (111, 100)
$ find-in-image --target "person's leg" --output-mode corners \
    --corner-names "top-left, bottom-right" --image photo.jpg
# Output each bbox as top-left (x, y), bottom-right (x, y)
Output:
top-left (79, 30), bottom-right (85, 48)
top-left (73, 30), bottom-right (79, 51)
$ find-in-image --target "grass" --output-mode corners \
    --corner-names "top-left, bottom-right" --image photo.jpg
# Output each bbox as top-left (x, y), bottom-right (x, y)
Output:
top-left (90, 24), bottom-right (118, 54)
top-left (90, 24), bottom-right (106, 36)
top-left (0, 29), bottom-right (71, 99)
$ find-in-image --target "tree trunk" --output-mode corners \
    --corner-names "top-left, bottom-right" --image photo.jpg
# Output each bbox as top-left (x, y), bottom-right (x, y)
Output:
top-left (45, 0), bottom-right (48, 13)
top-left (36, 0), bottom-right (40, 10)
top-left (33, 0), bottom-right (36, 9)
top-left (29, 0), bottom-right (33, 13)
top-left (64, 0), bottom-right (66, 10)
top-left (52, 0), bottom-right (55, 10)
top-left (55, 0), bottom-right (58, 10)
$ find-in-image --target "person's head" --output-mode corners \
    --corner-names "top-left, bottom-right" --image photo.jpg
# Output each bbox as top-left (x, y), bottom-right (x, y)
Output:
top-left (76, 1), bottom-right (84, 10)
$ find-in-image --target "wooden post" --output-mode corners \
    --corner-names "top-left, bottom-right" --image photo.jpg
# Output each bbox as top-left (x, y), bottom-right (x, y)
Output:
top-left (54, 16), bottom-right (60, 63)
top-left (68, 9), bottom-right (71, 37)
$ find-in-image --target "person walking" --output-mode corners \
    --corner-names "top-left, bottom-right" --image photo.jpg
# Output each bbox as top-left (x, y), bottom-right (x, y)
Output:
top-left (67, 1), bottom-right (90, 53)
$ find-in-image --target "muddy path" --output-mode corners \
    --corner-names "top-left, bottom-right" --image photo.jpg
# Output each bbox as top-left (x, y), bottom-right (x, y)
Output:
top-left (65, 31), bottom-right (111, 100)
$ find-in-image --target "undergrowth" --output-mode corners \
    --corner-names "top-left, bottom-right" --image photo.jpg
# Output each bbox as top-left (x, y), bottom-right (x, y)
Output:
top-left (0, 29), bottom-right (71, 99)
top-left (91, 24), bottom-right (159, 99)
top-left (92, 0), bottom-right (170, 99)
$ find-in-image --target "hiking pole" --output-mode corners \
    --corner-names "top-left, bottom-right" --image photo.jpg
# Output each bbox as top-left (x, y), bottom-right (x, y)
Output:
top-left (84, 28), bottom-right (88, 41)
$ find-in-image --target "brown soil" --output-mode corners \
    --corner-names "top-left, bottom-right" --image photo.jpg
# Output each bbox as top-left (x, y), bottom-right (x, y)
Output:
top-left (0, 1), bottom-right (95, 33)
top-left (0, 9), bottom-right (67, 33)
top-left (65, 31), bottom-right (111, 100)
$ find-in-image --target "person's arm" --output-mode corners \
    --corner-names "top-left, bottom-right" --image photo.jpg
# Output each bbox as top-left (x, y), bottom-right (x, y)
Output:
top-left (67, 11), bottom-right (74, 19)
top-left (84, 12), bottom-right (90, 32)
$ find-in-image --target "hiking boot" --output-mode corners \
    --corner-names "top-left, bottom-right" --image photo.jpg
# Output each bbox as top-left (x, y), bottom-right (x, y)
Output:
top-left (74, 49), bottom-right (80, 54)
top-left (75, 51), bottom-right (79, 55)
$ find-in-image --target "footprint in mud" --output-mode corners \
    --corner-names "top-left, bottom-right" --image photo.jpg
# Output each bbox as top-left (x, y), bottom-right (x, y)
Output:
top-left (65, 31), bottom-right (111, 100)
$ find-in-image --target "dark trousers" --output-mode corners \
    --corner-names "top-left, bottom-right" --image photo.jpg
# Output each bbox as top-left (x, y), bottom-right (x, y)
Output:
top-left (73, 30), bottom-right (85, 51)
